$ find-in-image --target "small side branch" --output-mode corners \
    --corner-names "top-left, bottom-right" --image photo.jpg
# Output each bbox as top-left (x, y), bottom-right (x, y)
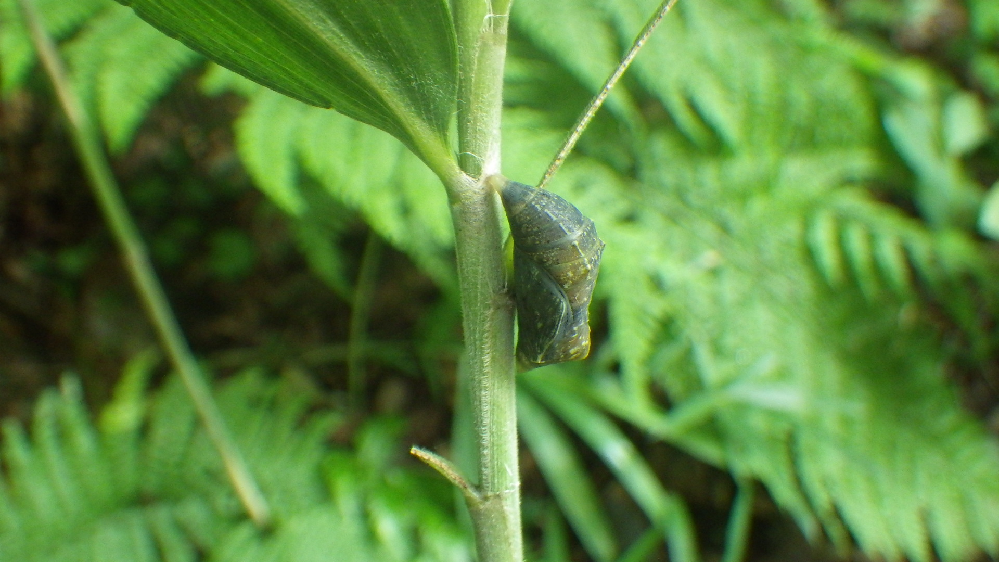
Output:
top-left (411, 446), bottom-right (481, 504)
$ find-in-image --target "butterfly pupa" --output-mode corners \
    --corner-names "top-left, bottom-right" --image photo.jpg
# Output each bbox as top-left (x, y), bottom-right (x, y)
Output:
top-left (494, 177), bottom-right (605, 368)
top-left (494, 0), bottom-right (677, 368)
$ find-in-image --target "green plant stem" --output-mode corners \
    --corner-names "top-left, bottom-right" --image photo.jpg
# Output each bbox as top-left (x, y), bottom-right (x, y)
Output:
top-left (448, 1), bottom-right (522, 561)
top-left (721, 478), bottom-right (755, 562)
top-left (347, 232), bottom-right (383, 410)
top-left (17, 0), bottom-right (271, 528)
top-left (455, 2), bottom-right (509, 178)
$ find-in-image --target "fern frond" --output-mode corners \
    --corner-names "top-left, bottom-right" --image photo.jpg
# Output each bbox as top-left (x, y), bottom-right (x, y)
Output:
top-left (62, 2), bottom-right (201, 152)
top-left (503, 2), bottom-right (999, 560)
top-left (225, 84), bottom-right (457, 290)
top-left (5, 0), bottom-right (999, 560)
top-left (1, 0), bottom-right (202, 152)
top-left (509, 0), bottom-right (640, 128)
top-left (0, 364), bottom-right (470, 561)
top-left (0, 0), bottom-right (106, 90)
top-left (807, 188), bottom-right (996, 297)
top-left (234, 87), bottom-right (310, 214)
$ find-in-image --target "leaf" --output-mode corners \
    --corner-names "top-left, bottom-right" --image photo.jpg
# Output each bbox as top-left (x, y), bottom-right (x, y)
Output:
top-left (524, 370), bottom-right (701, 562)
top-left (969, 0), bottom-right (999, 42)
top-left (510, 0), bottom-right (640, 127)
top-left (62, 3), bottom-right (201, 153)
top-left (503, 3), bottom-right (999, 560)
top-left (235, 87), bottom-right (310, 214)
top-left (0, 368), bottom-right (469, 562)
top-left (114, 0), bottom-right (458, 162)
top-left (980, 180), bottom-right (999, 240)
top-left (0, 0), bottom-right (106, 91)
top-left (879, 67), bottom-right (985, 228)
top-left (518, 389), bottom-right (617, 562)
top-left (942, 91), bottom-right (989, 156)
top-left (228, 84), bottom-right (457, 291)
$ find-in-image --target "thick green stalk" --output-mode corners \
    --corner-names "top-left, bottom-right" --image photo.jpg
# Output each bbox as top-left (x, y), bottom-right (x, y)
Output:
top-left (17, 0), bottom-right (271, 528)
top-left (448, 0), bottom-right (522, 560)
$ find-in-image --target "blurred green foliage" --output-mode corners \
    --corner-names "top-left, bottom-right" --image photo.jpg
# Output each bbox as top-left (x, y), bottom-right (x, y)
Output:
top-left (3, 0), bottom-right (999, 560)
top-left (0, 355), bottom-right (470, 562)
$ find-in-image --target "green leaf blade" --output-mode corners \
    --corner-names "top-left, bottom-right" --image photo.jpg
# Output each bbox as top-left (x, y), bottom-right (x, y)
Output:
top-left (518, 388), bottom-right (617, 562)
top-left (114, 0), bottom-right (457, 160)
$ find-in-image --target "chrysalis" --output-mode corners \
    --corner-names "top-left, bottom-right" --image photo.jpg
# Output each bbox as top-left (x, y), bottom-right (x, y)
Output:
top-left (498, 179), bottom-right (605, 368)
top-left (493, 0), bottom-right (677, 368)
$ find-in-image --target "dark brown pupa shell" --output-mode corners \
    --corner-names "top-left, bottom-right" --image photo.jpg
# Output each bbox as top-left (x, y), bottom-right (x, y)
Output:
top-left (500, 180), bottom-right (605, 368)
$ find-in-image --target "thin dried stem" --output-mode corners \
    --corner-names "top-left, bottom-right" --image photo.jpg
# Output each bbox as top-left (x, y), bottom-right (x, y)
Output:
top-left (16, 0), bottom-right (271, 527)
top-left (538, 0), bottom-right (680, 190)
